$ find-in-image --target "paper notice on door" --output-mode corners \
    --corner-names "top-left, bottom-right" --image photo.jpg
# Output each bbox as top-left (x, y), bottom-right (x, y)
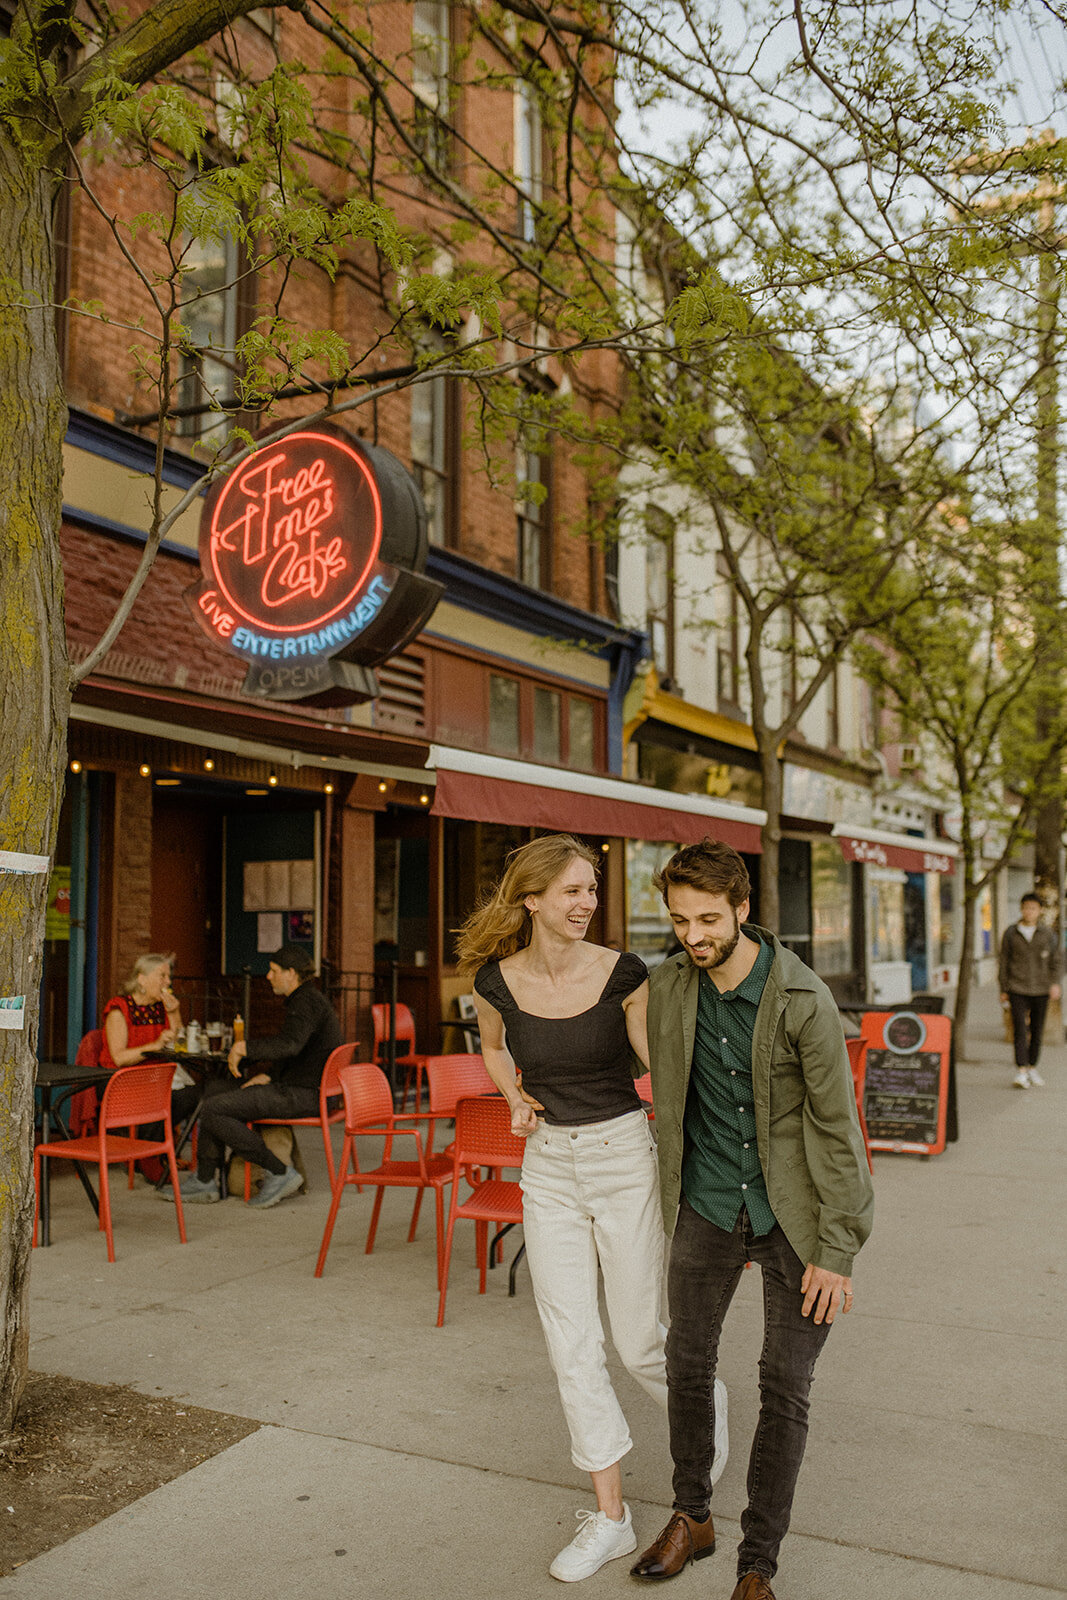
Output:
top-left (290, 859), bottom-right (315, 907)
top-left (243, 860), bottom-right (268, 912)
top-left (0, 996), bottom-right (26, 1029)
top-left (257, 912), bottom-right (283, 953)
top-left (265, 860), bottom-right (290, 908)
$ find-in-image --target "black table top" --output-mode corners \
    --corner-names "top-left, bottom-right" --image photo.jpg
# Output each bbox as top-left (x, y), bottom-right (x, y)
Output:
top-left (36, 1060), bottom-right (113, 1088)
top-left (35, 1052), bottom-right (231, 1087)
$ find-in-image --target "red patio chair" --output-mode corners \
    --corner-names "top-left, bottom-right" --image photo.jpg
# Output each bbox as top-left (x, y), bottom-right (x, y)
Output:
top-left (633, 1071), bottom-right (655, 1120)
top-left (242, 1041), bottom-right (361, 1201)
top-left (69, 1028), bottom-right (105, 1136)
top-left (33, 1063), bottom-right (187, 1263)
top-left (436, 1095), bottom-right (525, 1327)
top-left (422, 1053), bottom-right (496, 1155)
top-left (846, 1036), bottom-right (874, 1174)
top-left (314, 1062), bottom-right (453, 1282)
top-left (372, 1002), bottom-right (428, 1112)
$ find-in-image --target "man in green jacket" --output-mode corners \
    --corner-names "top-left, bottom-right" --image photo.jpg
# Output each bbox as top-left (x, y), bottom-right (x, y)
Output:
top-left (631, 840), bottom-right (874, 1600)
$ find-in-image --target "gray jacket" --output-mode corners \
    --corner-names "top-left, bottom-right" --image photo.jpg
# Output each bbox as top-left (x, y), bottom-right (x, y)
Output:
top-left (998, 923), bottom-right (1062, 996)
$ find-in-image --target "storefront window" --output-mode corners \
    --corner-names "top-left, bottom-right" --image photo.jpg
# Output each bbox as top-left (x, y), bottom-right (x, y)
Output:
top-left (533, 687), bottom-right (561, 764)
top-left (810, 839), bottom-right (851, 977)
top-left (939, 875), bottom-right (955, 966)
top-left (869, 869), bottom-right (906, 963)
top-left (569, 698), bottom-right (595, 770)
top-left (626, 840), bottom-right (680, 968)
top-left (442, 818), bottom-right (530, 963)
top-left (489, 674), bottom-right (520, 754)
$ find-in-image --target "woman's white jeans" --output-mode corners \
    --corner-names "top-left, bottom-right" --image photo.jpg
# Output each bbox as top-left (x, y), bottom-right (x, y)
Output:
top-left (520, 1108), bottom-right (668, 1473)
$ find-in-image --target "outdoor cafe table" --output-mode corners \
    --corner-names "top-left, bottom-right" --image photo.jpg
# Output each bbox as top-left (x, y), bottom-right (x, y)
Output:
top-left (34, 1053), bottom-right (227, 1245)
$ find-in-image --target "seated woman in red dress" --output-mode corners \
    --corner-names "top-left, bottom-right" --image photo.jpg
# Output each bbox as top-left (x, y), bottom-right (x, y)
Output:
top-left (101, 953), bottom-right (183, 1069)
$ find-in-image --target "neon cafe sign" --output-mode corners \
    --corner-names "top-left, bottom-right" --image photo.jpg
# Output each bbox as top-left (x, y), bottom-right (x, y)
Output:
top-left (185, 422), bottom-right (443, 705)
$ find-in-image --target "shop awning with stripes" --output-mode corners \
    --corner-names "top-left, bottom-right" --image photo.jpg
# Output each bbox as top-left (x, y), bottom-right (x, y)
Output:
top-left (428, 747), bottom-right (767, 852)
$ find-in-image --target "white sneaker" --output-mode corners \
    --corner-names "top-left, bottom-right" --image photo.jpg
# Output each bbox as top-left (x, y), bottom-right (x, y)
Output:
top-left (1027, 1066), bottom-right (1044, 1086)
top-left (1012, 1069), bottom-right (1031, 1089)
top-left (711, 1377), bottom-right (729, 1485)
top-left (549, 1505), bottom-right (637, 1582)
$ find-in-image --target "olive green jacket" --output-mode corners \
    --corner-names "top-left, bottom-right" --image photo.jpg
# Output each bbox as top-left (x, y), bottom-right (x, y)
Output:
top-left (647, 926), bottom-right (874, 1276)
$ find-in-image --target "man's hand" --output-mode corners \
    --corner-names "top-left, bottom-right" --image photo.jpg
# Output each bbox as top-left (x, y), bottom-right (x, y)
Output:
top-left (227, 1039), bottom-right (247, 1078)
top-left (241, 1072), bottom-right (271, 1088)
top-left (1051, 984), bottom-right (1061, 1002)
top-left (801, 1263), bottom-right (853, 1325)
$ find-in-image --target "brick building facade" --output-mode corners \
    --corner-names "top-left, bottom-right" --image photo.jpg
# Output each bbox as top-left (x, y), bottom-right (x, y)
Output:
top-left (45, 1), bottom-right (764, 1064)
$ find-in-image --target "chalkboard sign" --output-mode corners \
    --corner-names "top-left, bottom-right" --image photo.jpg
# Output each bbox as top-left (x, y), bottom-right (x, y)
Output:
top-left (859, 1011), bottom-right (952, 1155)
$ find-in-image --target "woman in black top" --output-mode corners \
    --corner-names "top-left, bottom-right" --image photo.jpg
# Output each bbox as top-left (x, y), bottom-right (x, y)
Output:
top-left (460, 833), bottom-right (668, 1583)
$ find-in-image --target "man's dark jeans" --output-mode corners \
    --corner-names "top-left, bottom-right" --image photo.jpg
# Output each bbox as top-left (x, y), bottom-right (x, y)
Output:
top-left (666, 1199), bottom-right (832, 1580)
top-left (197, 1081), bottom-right (319, 1181)
top-left (1008, 991), bottom-right (1050, 1067)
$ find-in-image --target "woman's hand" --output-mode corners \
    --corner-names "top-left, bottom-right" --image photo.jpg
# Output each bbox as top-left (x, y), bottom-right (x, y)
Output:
top-left (510, 1098), bottom-right (539, 1137)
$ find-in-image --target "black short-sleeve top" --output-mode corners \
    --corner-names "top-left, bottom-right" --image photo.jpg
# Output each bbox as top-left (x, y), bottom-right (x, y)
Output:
top-left (473, 951), bottom-right (649, 1126)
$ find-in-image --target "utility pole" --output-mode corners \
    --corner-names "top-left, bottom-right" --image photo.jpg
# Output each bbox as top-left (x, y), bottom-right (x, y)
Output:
top-left (951, 133), bottom-right (1066, 938)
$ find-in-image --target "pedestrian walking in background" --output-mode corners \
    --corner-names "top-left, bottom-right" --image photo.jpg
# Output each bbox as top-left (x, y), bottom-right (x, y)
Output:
top-left (632, 839), bottom-right (873, 1600)
top-left (999, 892), bottom-right (1062, 1089)
top-left (459, 834), bottom-right (728, 1585)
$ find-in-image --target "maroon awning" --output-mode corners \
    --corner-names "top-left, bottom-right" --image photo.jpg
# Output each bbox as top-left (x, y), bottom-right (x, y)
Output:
top-left (431, 767), bottom-right (763, 852)
top-left (838, 833), bottom-right (955, 875)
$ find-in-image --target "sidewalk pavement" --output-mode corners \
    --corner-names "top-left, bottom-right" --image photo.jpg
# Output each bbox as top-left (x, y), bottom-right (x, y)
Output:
top-left (3, 983), bottom-right (1064, 1600)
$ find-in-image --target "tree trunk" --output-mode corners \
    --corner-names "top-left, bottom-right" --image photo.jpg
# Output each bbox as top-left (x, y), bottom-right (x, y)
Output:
top-left (757, 741), bottom-right (782, 932)
top-left (0, 136), bottom-right (70, 1434)
top-left (952, 849), bottom-right (979, 1062)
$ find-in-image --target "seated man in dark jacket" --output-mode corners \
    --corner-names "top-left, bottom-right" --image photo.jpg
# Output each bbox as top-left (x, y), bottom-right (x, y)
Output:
top-left (177, 943), bottom-right (342, 1208)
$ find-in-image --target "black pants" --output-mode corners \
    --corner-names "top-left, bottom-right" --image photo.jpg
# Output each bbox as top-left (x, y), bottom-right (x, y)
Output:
top-left (666, 1200), bottom-right (832, 1581)
top-left (196, 1082), bottom-right (318, 1181)
top-left (1008, 992), bottom-right (1049, 1067)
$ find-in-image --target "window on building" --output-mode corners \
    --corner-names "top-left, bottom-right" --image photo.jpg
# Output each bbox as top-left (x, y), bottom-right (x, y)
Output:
top-left (489, 674), bottom-right (520, 754)
top-left (826, 662), bottom-right (841, 747)
top-left (783, 606), bottom-right (800, 715)
top-left (645, 507), bottom-right (675, 683)
top-left (176, 209), bottom-right (241, 445)
top-left (410, 368), bottom-right (456, 545)
top-left (716, 555), bottom-right (740, 708)
top-left (412, 0), bottom-right (451, 168)
top-left (516, 428), bottom-right (551, 589)
top-left (569, 698), bottom-right (595, 770)
top-left (533, 687), bottom-right (561, 764)
top-left (515, 78), bottom-right (543, 243)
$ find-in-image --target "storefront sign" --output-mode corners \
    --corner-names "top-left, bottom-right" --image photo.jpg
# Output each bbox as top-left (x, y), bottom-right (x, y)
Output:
top-left (185, 423), bottom-right (443, 706)
top-left (839, 834), bottom-right (955, 875)
top-left (859, 1010), bottom-right (952, 1155)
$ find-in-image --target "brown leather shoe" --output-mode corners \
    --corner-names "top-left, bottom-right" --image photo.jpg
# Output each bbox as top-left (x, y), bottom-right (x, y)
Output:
top-left (729, 1573), bottom-right (776, 1600)
top-left (630, 1511), bottom-right (716, 1580)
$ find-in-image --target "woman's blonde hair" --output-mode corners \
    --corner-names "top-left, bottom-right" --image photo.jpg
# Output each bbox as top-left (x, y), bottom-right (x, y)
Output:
top-left (454, 834), bottom-right (598, 974)
top-left (122, 952), bottom-right (175, 995)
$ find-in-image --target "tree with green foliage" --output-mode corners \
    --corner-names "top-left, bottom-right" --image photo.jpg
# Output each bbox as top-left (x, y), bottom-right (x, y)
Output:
top-left (2, 0), bottom-right (1064, 1433)
top-left (854, 519), bottom-right (1067, 1059)
top-left (0, 0), bottom-right (627, 1434)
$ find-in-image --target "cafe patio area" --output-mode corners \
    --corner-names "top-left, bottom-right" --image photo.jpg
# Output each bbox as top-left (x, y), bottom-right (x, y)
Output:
top-left (3, 982), bottom-right (1063, 1600)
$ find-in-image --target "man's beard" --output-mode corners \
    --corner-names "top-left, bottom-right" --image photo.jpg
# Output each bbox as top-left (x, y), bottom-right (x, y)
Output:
top-left (686, 911), bottom-right (740, 970)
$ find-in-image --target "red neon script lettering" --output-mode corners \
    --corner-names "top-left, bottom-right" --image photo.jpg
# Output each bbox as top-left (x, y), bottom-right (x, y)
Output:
top-left (262, 532), bottom-right (346, 607)
top-left (214, 452), bottom-right (350, 610)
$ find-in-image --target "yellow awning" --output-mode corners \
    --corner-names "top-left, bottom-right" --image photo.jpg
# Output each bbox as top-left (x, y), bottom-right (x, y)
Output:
top-left (623, 669), bottom-right (758, 753)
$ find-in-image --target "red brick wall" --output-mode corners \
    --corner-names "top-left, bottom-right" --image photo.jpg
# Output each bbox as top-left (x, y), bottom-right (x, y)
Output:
top-left (59, 4), bottom-right (621, 622)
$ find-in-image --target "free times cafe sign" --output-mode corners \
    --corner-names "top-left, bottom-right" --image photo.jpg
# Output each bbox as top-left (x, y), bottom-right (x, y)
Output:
top-left (185, 422), bottom-right (443, 705)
